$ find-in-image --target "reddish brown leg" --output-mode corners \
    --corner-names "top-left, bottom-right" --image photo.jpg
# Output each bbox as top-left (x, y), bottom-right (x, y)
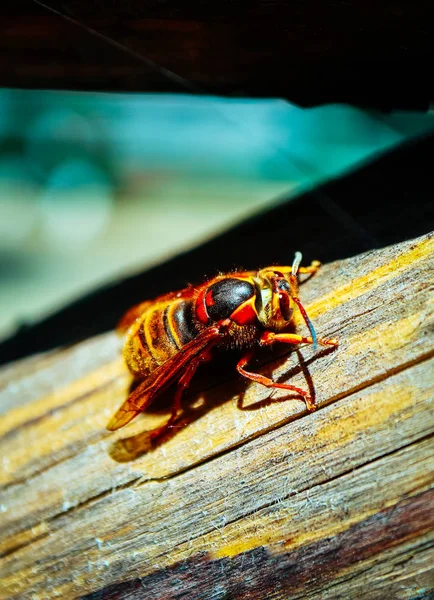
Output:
top-left (150, 351), bottom-right (211, 439)
top-left (236, 349), bottom-right (316, 411)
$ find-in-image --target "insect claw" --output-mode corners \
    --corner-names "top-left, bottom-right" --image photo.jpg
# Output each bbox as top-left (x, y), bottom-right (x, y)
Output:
top-left (305, 396), bottom-right (316, 412)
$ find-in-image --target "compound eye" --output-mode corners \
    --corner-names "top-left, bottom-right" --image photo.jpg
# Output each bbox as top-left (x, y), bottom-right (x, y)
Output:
top-left (277, 279), bottom-right (290, 293)
top-left (279, 290), bottom-right (292, 321)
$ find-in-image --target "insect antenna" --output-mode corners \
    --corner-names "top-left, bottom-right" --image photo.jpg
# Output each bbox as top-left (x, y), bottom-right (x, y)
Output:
top-left (293, 297), bottom-right (318, 351)
top-left (290, 252), bottom-right (318, 350)
top-left (291, 251), bottom-right (303, 276)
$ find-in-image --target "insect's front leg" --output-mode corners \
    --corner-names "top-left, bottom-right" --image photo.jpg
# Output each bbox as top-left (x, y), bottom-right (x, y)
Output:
top-left (260, 331), bottom-right (338, 347)
top-left (297, 259), bottom-right (321, 275)
top-left (236, 349), bottom-right (316, 411)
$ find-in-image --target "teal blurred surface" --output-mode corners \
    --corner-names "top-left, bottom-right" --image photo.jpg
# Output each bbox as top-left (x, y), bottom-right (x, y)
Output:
top-left (0, 89), bottom-right (433, 341)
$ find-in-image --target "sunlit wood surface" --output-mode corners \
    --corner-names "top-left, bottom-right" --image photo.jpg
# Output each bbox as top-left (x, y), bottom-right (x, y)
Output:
top-left (0, 232), bottom-right (433, 599)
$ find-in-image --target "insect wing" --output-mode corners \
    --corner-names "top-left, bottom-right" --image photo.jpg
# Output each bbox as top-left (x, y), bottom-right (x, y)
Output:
top-left (107, 325), bottom-right (221, 430)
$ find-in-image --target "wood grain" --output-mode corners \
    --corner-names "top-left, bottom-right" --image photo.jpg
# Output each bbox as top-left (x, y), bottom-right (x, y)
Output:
top-left (0, 232), bottom-right (433, 599)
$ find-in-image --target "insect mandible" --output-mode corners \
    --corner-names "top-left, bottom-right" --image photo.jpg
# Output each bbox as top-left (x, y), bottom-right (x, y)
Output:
top-left (107, 252), bottom-right (338, 438)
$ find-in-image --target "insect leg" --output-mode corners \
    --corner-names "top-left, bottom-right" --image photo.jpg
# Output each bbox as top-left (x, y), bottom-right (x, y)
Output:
top-left (260, 331), bottom-right (338, 347)
top-left (276, 260), bottom-right (321, 276)
top-left (298, 260), bottom-right (321, 274)
top-left (150, 350), bottom-right (212, 439)
top-left (236, 350), bottom-right (315, 411)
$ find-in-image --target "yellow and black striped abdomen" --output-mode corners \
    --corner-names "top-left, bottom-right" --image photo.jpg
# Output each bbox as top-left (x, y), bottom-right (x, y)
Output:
top-left (123, 297), bottom-right (199, 379)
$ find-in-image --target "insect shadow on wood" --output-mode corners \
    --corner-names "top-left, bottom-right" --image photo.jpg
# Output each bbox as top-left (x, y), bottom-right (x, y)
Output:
top-left (108, 343), bottom-right (337, 462)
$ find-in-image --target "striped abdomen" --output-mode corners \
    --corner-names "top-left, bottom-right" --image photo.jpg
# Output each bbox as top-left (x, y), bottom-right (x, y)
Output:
top-left (124, 297), bottom-right (199, 378)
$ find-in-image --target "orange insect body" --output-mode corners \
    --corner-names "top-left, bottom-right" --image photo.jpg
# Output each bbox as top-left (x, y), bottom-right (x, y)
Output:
top-left (107, 253), bottom-right (338, 437)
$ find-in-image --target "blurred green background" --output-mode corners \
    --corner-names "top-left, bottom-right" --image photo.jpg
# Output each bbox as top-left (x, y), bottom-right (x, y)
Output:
top-left (0, 88), bottom-right (433, 342)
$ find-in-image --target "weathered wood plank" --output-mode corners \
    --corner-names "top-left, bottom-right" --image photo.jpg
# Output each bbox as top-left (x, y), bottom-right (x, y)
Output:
top-left (0, 232), bottom-right (433, 599)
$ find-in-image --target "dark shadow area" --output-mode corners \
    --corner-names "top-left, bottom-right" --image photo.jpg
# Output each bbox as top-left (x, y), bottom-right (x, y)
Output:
top-left (3, 0), bottom-right (434, 110)
top-left (1, 132), bottom-right (434, 365)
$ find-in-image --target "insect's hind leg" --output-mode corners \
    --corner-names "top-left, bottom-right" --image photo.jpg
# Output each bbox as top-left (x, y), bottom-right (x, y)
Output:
top-left (236, 350), bottom-right (316, 412)
top-left (150, 351), bottom-right (212, 440)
